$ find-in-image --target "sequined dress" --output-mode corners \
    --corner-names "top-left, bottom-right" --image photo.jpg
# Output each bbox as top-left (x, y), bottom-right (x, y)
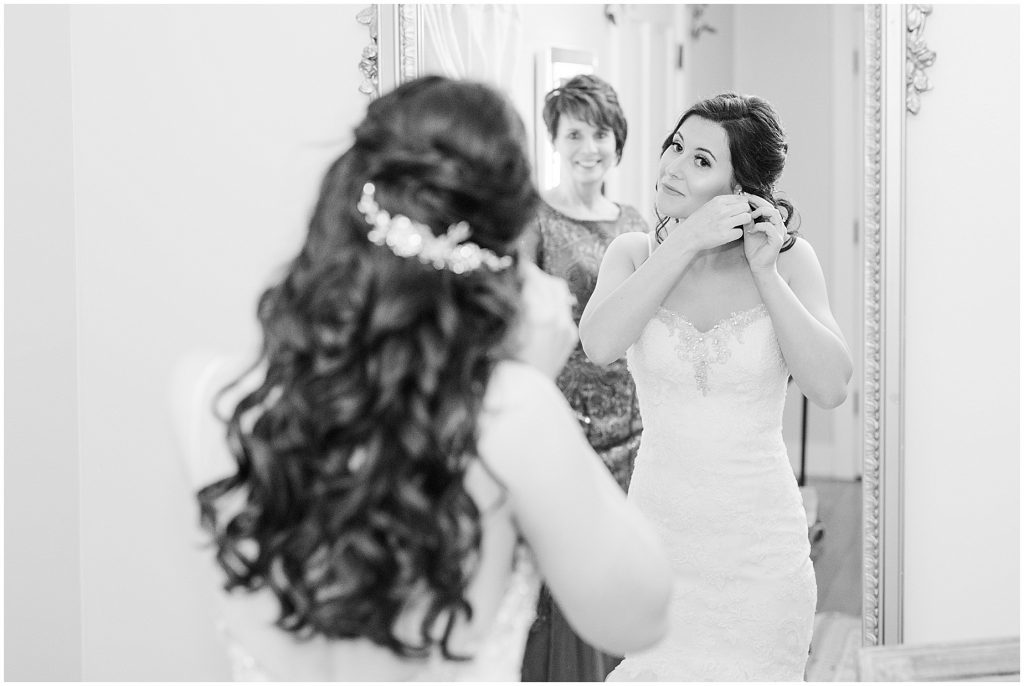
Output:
top-left (520, 201), bottom-right (647, 682)
top-left (606, 238), bottom-right (817, 681)
top-left (523, 201), bottom-right (647, 489)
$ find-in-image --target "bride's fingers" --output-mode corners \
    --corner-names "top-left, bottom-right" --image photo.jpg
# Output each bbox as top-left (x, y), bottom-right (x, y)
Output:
top-left (742, 192), bottom-right (772, 210)
top-left (730, 209), bottom-right (753, 226)
top-left (747, 220), bottom-right (773, 236)
top-left (750, 205), bottom-right (783, 225)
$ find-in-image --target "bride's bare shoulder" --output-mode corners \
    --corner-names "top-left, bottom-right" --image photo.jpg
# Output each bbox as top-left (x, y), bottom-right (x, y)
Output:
top-left (606, 230), bottom-right (654, 269)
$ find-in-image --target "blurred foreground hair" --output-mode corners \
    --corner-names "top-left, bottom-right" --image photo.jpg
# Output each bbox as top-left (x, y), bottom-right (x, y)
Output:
top-left (197, 76), bottom-right (540, 659)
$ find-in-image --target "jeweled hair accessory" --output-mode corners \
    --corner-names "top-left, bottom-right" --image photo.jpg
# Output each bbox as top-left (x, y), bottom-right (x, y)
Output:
top-left (357, 182), bottom-right (514, 274)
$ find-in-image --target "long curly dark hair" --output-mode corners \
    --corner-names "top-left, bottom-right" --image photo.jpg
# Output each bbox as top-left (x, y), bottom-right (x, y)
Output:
top-left (197, 76), bottom-right (540, 659)
top-left (656, 92), bottom-right (799, 250)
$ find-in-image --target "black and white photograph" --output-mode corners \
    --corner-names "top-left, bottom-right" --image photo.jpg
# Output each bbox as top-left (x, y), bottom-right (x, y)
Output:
top-left (6, 3), bottom-right (1020, 681)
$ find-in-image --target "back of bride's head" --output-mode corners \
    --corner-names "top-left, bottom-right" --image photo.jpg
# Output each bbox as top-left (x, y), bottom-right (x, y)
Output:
top-left (321, 75), bottom-right (539, 268)
top-left (198, 76), bottom-right (539, 658)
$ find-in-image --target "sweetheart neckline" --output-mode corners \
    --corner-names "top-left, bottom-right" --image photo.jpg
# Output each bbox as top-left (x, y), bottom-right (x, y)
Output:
top-left (656, 303), bottom-right (768, 335)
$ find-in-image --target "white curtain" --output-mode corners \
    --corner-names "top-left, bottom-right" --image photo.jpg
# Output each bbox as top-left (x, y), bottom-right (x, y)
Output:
top-left (421, 4), bottom-right (523, 88)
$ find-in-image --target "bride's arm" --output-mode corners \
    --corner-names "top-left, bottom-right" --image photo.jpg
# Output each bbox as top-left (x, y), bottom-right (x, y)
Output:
top-left (757, 237), bottom-right (852, 408)
top-left (578, 232), bottom-right (686, 366)
top-left (478, 362), bottom-right (672, 655)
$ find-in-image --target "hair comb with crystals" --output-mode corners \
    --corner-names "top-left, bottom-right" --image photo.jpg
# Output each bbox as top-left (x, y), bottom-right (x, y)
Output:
top-left (357, 182), bottom-right (514, 274)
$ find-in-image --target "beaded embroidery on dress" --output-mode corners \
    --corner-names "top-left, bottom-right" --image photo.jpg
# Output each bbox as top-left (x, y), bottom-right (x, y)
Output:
top-left (607, 255), bottom-right (816, 681)
top-left (220, 545), bottom-right (541, 681)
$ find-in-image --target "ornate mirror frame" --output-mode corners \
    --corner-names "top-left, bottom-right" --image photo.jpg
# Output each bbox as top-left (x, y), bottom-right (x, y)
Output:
top-left (363, 2), bottom-right (916, 650)
top-left (864, 3), bottom-right (904, 648)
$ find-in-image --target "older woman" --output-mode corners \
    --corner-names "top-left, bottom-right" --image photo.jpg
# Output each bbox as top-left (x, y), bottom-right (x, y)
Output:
top-left (519, 74), bottom-right (648, 682)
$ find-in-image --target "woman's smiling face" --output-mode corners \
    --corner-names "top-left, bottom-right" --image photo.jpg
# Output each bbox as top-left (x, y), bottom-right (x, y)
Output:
top-left (553, 115), bottom-right (618, 186)
top-left (656, 115), bottom-right (737, 219)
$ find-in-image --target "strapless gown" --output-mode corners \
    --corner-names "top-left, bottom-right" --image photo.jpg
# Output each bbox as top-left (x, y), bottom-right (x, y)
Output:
top-left (607, 304), bottom-right (816, 681)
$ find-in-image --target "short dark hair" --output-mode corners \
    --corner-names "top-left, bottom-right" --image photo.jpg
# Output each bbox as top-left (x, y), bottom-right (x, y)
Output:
top-left (542, 73), bottom-right (628, 161)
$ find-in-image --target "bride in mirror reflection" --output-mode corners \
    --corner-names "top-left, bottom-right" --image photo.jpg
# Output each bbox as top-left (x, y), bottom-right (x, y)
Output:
top-left (581, 92), bottom-right (853, 681)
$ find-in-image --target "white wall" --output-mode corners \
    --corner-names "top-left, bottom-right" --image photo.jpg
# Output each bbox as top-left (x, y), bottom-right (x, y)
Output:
top-left (902, 3), bottom-right (1020, 644)
top-left (687, 4), bottom-right (735, 103)
top-left (6, 5), bottom-right (373, 679)
top-left (604, 4), bottom-right (678, 222)
top-left (5, 5), bottom-right (82, 680)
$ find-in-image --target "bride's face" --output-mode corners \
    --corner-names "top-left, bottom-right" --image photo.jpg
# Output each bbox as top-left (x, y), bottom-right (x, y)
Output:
top-left (656, 116), bottom-right (736, 220)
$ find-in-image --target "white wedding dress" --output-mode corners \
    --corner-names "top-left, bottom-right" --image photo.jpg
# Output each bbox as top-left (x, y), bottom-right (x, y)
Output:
top-left (220, 545), bottom-right (540, 681)
top-left (607, 298), bottom-right (817, 681)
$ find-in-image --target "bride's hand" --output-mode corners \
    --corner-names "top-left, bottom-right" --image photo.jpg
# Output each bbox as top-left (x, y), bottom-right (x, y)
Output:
top-left (513, 261), bottom-right (578, 379)
top-left (663, 194), bottom-right (750, 254)
top-left (741, 193), bottom-right (788, 273)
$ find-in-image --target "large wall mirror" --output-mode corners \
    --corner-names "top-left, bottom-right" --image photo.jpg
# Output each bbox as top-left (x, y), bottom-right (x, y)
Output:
top-left (365, 0), bottom-right (911, 664)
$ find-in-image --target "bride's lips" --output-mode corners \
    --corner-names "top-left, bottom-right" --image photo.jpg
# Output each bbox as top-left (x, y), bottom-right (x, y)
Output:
top-left (660, 182), bottom-right (684, 196)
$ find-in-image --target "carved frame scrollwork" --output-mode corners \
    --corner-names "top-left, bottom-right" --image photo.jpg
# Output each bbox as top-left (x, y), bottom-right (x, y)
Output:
top-left (356, 5), bottom-right (379, 97)
top-left (862, 2), bottom-right (884, 648)
top-left (906, 4), bottom-right (936, 115)
top-left (863, 3), bottom-right (909, 648)
top-left (361, 4), bottom-right (421, 97)
top-left (395, 4), bottom-right (422, 83)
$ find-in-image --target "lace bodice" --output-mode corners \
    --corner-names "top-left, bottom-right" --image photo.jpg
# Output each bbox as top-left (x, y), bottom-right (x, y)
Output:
top-left (221, 546), bottom-right (541, 681)
top-left (627, 303), bottom-right (793, 463)
top-left (610, 296), bottom-right (816, 682)
top-left (653, 304), bottom-right (772, 395)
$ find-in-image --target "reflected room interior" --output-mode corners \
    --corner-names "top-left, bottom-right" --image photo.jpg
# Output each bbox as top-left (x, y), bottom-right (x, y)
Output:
top-left (382, 3), bottom-right (867, 679)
